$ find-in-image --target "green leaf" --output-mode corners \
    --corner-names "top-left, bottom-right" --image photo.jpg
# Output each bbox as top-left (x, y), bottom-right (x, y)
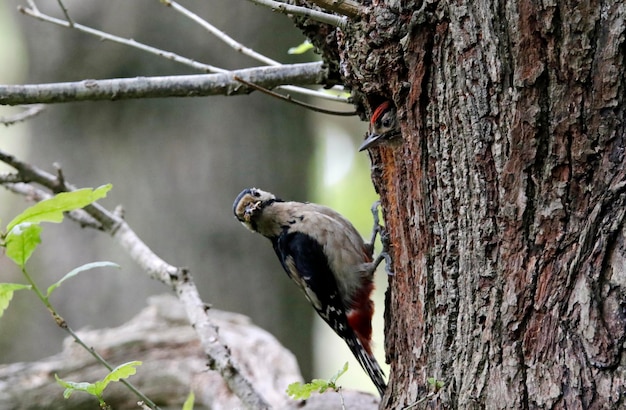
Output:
top-left (287, 381), bottom-right (321, 400)
top-left (6, 185), bottom-right (112, 232)
top-left (47, 261), bottom-right (120, 297)
top-left (4, 223), bottom-right (42, 268)
top-left (287, 40), bottom-right (313, 55)
top-left (328, 362), bottom-right (349, 385)
top-left (286, 363), bottom-right (348, 399)
top-left (96, 361), bottom-right (142, 393)
top-left (0, 283), bottom-right (31, 318)
top-left (427, 377), bottom-right (445, 390)
top-left (182, 390), bottom-right (195, 410)
top-left (55, 362), bottom-right (140, 403)
top-left (310, 378), bottom-right (332, 394)
top-left (55, 374), bottom-right (97, 399)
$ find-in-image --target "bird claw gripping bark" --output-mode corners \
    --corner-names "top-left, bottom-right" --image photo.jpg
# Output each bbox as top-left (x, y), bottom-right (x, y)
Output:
top-left (367, 200), bottom-right (394, 276)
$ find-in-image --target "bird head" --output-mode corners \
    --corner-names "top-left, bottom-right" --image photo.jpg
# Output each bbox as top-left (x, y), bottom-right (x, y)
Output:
top-left (359, 101), bottom-right (401, 151)
top-left (233, 188), bottom-right (277, 231)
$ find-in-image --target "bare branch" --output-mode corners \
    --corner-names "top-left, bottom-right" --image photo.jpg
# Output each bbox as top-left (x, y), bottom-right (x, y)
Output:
top-left (19, 1), bottom-right (350, 104)
top-left (0, 63), bottom-right (326, 105)
top-left (54, 0), bottom-right (74, 26)
top-left (163, 0), bottom-right (280, 66)
top-left (247, 0), bottom-right (348, 28)
top-left (307, 0), bottom-right (361, 18)
top-left (0, 104), bottom-right (46, 126)
top-left (18, 4), bottom-right (225, 74)
top-left (234, 75), bottom-right (356, 116)
top-left (159, 0), bottom-right (351, 103)
top-left (279, 84), bottom-right (350, 102)
top-left (0, 150), bottom-right (271, 409)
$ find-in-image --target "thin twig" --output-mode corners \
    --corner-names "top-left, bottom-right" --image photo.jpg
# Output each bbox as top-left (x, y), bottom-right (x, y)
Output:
top-left (308, 0), bottom-right (361, 18)
top-left (162, 0), bottom-right (279, 66)
top-left (26, 0), bottom-right (39, 13)
top-left (0, 173), bottom-right (24, 184)
top-left (339, 387), bottom-right (346, 410)
top-left (18, 2), bottom-right (349, 103)
top-left (279, 84), bottom-right (349, 102)
top-left (234, 75), bottom-right (355, 116)
top-left (247, 0), bottom-right (348, 28)
top-left (65, 322), bottom-right (160, 408)
top-left (0, 150), bottom-right (271, 410)
top-left (54, 0), bottom-right (74, 26)
top-left (16, 256), bottom-right (159, 409)
top-left (160, 0), bottom-right (350, 102)
top-left (402, 391), bottom-right (438, 409)
top-left (18, 4), bottom-right (225, 74)
top-left (0, 104), bottom-right (46, 126)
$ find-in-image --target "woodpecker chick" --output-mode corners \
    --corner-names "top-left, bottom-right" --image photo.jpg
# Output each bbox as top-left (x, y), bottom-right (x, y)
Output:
top-left (359, 101), bottom-right (401, 151)
top-left (233, 188), bottom-right (387, 396)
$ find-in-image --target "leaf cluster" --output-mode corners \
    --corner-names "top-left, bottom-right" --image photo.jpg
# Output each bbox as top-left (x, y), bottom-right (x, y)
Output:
top-left (56, 361), bottom-right (142, 407)
top-left (286, 362), bottom-right (349, 399)
top-left (0, 185), bottom-right (141, 408)
top-left (0, 185), bottom-right (114, 318)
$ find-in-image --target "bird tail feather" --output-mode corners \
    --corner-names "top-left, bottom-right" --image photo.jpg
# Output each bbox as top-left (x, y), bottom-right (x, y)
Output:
top-left (345, 335), bottom-right (387, 397)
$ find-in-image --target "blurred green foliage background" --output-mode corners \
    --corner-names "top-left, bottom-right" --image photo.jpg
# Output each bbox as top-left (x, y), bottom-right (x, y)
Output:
top-left (0, 0), bottom-right (387, 395)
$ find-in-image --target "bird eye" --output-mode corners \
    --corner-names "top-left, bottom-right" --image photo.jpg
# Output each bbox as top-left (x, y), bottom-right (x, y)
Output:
top-left (251, 189), bottom-right (260, 198)
top-left (381, 116), bottom-right (392, 128)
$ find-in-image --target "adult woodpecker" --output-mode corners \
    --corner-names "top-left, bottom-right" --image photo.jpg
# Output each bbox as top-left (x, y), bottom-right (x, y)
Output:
top-left (233, 188), bottom-right (387, 396)
top-left (359, 101), bottom-right (401, 151)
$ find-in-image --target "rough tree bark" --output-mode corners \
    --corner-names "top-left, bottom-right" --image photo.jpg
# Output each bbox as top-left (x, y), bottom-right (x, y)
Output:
top-left (302, 0), bottom-right (626, 408)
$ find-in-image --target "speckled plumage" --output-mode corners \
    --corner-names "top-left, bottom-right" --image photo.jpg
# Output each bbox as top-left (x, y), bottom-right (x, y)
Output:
top-left (233, 188), bottom-right (386, 396)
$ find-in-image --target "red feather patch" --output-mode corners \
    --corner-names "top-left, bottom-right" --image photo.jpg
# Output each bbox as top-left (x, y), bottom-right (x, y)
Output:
top-left (370, 101), bottom-right (392, 125)
top-left (347, 280), bottom-right (375, 354)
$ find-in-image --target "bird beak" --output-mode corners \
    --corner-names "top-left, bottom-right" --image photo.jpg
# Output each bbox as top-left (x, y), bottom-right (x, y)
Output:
top-left (358, 132), bottom-right (384, 151)
top-left (243, 201), bottom-right (262, 222)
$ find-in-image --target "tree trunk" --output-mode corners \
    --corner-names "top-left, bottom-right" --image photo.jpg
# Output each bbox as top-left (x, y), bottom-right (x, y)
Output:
top-left (326, 0), bottom-right (626, 407)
